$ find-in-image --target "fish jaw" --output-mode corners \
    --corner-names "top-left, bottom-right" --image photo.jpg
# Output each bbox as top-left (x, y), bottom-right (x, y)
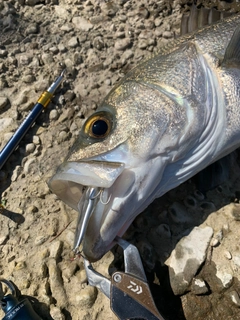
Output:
top-left (48, 160), bottom-right (125, 211)
top-left (81, 155), bottom-right (168, 261)
top-left (48, 144), bottom-right (168, 261)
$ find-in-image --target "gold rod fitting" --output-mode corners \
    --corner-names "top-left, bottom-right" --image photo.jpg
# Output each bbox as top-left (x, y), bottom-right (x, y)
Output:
top-left (37, 91), bottom-right (53, 108)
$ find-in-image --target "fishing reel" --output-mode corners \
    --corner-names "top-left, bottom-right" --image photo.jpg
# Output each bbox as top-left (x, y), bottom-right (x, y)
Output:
top-left (0, 279), bottom-right (42, 320)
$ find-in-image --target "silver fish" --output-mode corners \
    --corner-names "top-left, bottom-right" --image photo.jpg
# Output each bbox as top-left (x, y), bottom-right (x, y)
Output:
top-left (49, 14), bottom-right (240, 261)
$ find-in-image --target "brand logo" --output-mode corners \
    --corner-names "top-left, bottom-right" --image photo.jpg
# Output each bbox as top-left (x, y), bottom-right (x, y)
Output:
top-left (127, 281), bottom-right (142, 294)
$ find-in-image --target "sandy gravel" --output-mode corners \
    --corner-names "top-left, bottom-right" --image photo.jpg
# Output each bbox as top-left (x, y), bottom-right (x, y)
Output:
top-left (1, 1), bottom-right (240, 319)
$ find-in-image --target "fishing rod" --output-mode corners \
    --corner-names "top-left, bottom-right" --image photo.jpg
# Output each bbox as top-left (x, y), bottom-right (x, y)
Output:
top-left (0, 70), bottom-right (65, 171)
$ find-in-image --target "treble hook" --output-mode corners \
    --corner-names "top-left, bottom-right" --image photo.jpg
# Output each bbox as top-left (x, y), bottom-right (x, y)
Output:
top-left (89, 188), bottom-right (101, 200)
top-left (89, 188), bottom-right (111, 205)
top-left (100, 189), bottom-right (111, 205)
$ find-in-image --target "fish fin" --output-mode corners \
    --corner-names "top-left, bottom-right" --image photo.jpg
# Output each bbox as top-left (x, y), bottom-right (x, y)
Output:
top-left (222, 26), bottom-right (240, 67)
top-left (193, 155), bottom-right (231, 193)
top-left (180, 5), bottom-right (234, 36)
top-left (181, 5), bottom-right (198, 36)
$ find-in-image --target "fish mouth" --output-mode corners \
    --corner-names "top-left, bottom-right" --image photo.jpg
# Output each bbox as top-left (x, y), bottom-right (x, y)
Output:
top-left (48, 160), bottom-right (136, 261)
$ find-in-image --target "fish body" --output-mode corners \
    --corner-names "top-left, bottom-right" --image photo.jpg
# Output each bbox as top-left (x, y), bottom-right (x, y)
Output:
top-left (49, 14), bottom-right (240, 261)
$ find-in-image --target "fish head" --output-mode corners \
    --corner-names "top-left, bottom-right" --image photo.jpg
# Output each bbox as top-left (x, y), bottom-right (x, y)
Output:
top-left (49, 67), bottom-right (190, 261)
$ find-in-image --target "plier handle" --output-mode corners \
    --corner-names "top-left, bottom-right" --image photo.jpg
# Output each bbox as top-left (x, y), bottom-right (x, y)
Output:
top-left (84, 237), bottom-right (165, 320)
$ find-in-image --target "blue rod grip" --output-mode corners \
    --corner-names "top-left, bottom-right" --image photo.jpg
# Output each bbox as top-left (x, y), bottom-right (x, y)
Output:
top-left (0, 70), bottom-right (65, 171)
top-left (0, 103), bottom-right (43, 170)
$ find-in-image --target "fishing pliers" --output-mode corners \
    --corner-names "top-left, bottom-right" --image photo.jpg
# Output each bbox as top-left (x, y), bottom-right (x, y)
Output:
top-left (84, 236), bottom-right (165, 320)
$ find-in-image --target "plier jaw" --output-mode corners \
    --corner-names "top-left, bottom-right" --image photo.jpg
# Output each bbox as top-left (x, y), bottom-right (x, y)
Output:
top-left (83, 237), bottom-right (165, 320)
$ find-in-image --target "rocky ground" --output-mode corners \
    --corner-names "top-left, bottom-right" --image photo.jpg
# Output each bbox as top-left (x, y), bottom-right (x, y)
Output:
top-left (1, 0), bottom-right (240, 319)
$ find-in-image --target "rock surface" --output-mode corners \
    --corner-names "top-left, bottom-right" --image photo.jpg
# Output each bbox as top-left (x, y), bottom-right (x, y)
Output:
top-left (0, 1), bottom-right (240, 320)
top-left (166, 226), bottom-right (213, 295)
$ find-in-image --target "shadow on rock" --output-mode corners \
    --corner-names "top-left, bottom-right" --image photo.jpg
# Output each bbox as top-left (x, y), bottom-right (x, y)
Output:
top-left (149, 264), bottom-right (186, 320)
top-left (0, 208), bottom-right (25, 224)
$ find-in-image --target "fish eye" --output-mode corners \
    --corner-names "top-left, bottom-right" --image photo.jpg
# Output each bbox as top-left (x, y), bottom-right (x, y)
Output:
top-left (92, 119), bottom-right (108, 136)
top-left (84, 112), bottom-right (112, 138)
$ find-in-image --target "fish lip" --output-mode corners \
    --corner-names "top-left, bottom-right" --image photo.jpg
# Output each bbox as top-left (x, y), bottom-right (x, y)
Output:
top-left (81, 168), bottom-right (137, 261)
top-left (48, 160), bottom-right (125, 211)
top-left (82, 218), bottom-right (133, 262)
top-left (73, 183), bottom-right (124, 261)
top-left (83, 235), bottom-right (115, 262)
top-left (48, 160), bottom-right (130, 257)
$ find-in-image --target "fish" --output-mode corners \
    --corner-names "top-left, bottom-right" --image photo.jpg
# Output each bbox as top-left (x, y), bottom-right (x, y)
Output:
top-left (48, 12), bottom-right (240, 262)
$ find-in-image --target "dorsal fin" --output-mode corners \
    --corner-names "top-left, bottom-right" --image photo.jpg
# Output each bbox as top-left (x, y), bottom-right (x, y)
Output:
top-left (180, 4), bottom-right (235, 36)
top-left (222, 25), bottom-right (240, 67)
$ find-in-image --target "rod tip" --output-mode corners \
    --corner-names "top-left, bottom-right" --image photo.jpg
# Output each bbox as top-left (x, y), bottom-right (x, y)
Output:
top-left (60, 69), bottom-right (66, 77)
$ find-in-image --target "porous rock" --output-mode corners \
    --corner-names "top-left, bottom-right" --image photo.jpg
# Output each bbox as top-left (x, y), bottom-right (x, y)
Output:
top-left (166, 226), bottom-right (213, 295)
